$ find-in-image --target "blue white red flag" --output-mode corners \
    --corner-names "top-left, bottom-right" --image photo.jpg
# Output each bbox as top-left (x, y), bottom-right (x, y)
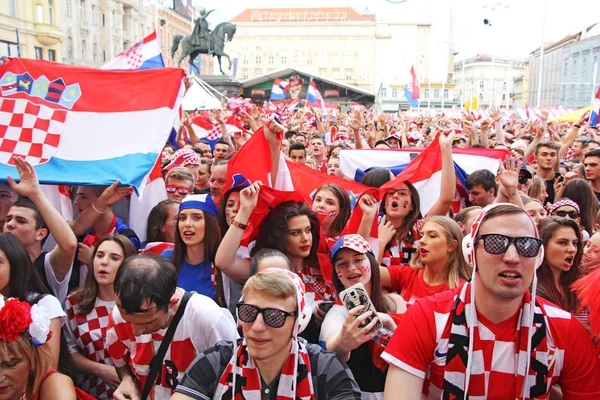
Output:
top-left (0, 58), bottom-right (184, 195)
top-left (306, 80), bottom-right (326, 112)
top-left (404, 65), bottom-right (420, 107)
top-left (101, 31), bottom-right (164, 70)
top-left (270, 78), bottom-right (289, 101)
top-left (591, 87), bottom-right (600, 127)
top-left (340, 144), bottom-right (509, 215)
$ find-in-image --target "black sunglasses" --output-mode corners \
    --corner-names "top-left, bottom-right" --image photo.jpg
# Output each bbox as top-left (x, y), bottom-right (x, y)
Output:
top-left (236, 303), bottom-right (297, 328)
top-left (475, 234), bottom-right (542, 258)
top-left (518, 175), bottom-right (530, 185)
top-left (553, 210), bottom-right (579, 219)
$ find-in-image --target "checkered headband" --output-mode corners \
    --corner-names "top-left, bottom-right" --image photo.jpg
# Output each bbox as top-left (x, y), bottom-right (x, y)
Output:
top-left (330, 234), bottom-right (374, 265)
top-left (549, 198), bottom-right (580, 215)
top-left (163, 148), bottom-right (200, 171)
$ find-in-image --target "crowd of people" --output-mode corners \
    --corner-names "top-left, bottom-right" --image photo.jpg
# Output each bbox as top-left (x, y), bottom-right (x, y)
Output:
top-left (2, 94), bottom-right (600, 400)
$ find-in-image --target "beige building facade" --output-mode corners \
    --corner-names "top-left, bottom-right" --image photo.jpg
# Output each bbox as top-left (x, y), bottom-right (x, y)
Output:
top-left (228, 8), bottom-right (376, 91)
top-left (0, 0), bottom-right (63, 61)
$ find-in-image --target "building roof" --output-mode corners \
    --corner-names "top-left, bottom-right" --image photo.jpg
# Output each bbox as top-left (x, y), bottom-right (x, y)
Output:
top-left (241, 68), bottom-right (374, 98)
top-left (230, 8), bottom-right (375, 23)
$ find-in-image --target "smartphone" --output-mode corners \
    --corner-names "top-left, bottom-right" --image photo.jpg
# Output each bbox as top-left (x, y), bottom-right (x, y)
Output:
top-left (318, 301), bottom-right (335, 313)
top-left (555, 172), bottom-right (564, 183)
top-left (339, 282), bottom-right (382, 333)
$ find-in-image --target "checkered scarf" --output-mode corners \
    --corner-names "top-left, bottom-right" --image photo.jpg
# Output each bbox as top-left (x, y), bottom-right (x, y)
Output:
top-left (443, 282), bottom-right (550, 399)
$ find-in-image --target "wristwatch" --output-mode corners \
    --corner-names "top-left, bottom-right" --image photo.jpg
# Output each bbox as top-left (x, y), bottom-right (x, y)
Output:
top-left (230, 219), bottom-right (248, 230)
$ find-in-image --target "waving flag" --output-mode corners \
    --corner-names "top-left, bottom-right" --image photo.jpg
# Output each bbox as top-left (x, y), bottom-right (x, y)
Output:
top-left (270, 78), bottom-right (289, 101)
top-left (306, 80), bottom-right (326, 112)
top-left (404, 65), bottom-right (420, 108)
top-left (101, 31), bottom-right (164, 70)
top-left (0, 58), bottom-right (184, 194)
top-left (340, 145), bottom-right (509, 215)
top-left (591, 87), bottom-right (600, 127)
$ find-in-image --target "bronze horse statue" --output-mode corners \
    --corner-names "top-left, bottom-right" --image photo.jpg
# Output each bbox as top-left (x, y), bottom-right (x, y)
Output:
top-left (171, 22), bottom-right (237, 75)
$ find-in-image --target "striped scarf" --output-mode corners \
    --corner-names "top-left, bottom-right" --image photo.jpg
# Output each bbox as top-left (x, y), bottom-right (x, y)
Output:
top-left (443, 282), bottom-right (550, 399)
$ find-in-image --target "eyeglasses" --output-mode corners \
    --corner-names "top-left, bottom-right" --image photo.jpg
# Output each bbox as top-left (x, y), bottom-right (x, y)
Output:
top-left (236, 303), bottom-right (297, 328)
top-left (476, 234), bottom-right (543, 258)
top-left (166, 185), bottom-right (191, 195)
top-left (387, 189), bottom-right (411, 197)
top-left (518, 175), bottom-right (530, 185)
top-left (553, 210), bottom-right (579, 219)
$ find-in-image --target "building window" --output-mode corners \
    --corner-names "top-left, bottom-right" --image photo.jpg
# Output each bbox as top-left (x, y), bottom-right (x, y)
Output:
top-left (65, 0), bottom-right (71, 17)
top-left (80, 0), bottom-right (85, 20)
top-left (256, 56), bottom-right (261, 65)
top-left (102, 13), bottom-right (105, 26)
top-left (479, 81), bottom-right (484, 90)
top-left (434, 89), bottom-right (440, 98)
top-left (242, 69), bottom-right (248, 79)
top-left (381, 88), bottom-right (387, 97)
top-left (67, 36), bottom-right (73, 59)
top-left (479, 92), bottom-right (483, 100)
top-left (34, 47), bottom-right (43, 59)
top-left (572, 59), bottom-right (577, 75)
top-left (81, 40), bottom-right (86, 60)
top-left (502, 93), bottom-right (506, 100)
top-left (359, 72), bottom-right (365, 81)
top-left (268, 56), bottom-right (274, 65)
top-left (103, 50), bottom-right (106, 61)
top-left (444, 89), bottom-right (448, 99)
top-left (307, 57), bottom-right (313, 65)
top-left (391, 88), bottom-right (397, 98)
top-left (93, 43), bottom-right (97, 62)
top-left (48, 0), bottom-right (54, 24)
top-left (48, 49), bottom-right (56, 61)
top-left (255, 69), bottom-right (262, 75)
top-left (9, 0), bottom-right (16, 17)
top-left (256, 44), bottom-right (261, 51)
top-left (36, 4), bottom-right (43, 23)
top-left (242, 57), bottom-right (248, 65)
top-left (424, 89), bottom-right (429, 98)
top-left (345, 69), bottom-right (352, 79)
top-left (91, 5), bottom-right (96, 25)
top-left (281, 56), bottom-right (287, 65)
top-left (502, 81), bottom-right (506, 91)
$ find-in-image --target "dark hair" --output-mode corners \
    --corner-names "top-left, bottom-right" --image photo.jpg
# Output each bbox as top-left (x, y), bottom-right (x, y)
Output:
top-left (0, 233), bottom-right (48, 300)
top-left (583, 140), bottom-right (600, 149)
top-left (373, 140), bottom-right (391, 148)
top-left (314, 184), bottom-right (351, 237)
top-left (465, 169), bottom-right (497, 195)
top-left (521, 134), bottom-right (534, 143)
top-left (214, 139), bottom-right (229, 148)
top-left (536, 217), bottom-right (583, 313)
top-left (327, 143), bottom-right (349, 159)
top-left (534, 141), bottom-right (559, 156)
top-left (217, 188), bottom-right (241, 235)
top-left (471, 143), bottom-right (485, 148)
top-left (585, 149), bottom-right (600, 159)
top-left (284, 130), bottom-right (298, 140)
top-left (309, 135), bottom-right (325, 146)
top-left (249, 248), bottom-right (291, 276)
top-left (114, 253), bottom-right (178, 313)
top-left (476, 204), bottom-right (537, 239)
top-left (361, 168), bottom-right (392, 188)
top-left (454, 206), bottom-right (482, 225)
top-left (562, 178), bottom-right (598, 235)
top-left (289, 142), bottom-right (306, 155)
top-left (251, 201), bottom-right (320, 267)
top-left (171, 208), bottom-right (225, 306)
top-left (73, 235), bottom-right (137, 316)
top-left (12, 196), bottom-right (49, 245)
top-left (146, 199), bottom-right (180, 243)
top-left (332, 252), bottom-right (392, 313)
top-left (380, 181), bottom-right (422, 240)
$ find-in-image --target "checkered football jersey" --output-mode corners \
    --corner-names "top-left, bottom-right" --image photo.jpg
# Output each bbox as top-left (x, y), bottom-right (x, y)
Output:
top-left (65, 295), bottom-right (115, 399)
top-left (381, 226), bottom-right (420, 267)
top-left (387, 265), bottom-right (465, 308)
top-left (106, 291), bottom-right (236, 400)
top-left (381, 290), bottom-right (600, 399)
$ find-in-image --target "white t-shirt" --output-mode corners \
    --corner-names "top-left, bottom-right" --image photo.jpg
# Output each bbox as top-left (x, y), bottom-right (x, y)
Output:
top-left (26, 292), bottom-right (67, 326)
top-left (41, 251), bottom-right (73, 305)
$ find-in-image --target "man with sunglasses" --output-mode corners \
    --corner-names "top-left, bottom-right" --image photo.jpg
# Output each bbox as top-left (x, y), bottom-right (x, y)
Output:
top-left (173, 269), bottom-right (362, 400)
top-left (382, 203), bottom-right (600, 399)
top-left (107, 254), bottom-right (236, 400)
top-left (165, 167), bottom-right (196, 201)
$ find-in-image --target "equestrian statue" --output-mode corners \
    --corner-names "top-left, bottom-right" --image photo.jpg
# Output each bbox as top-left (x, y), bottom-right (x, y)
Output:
top-left (171, 8), bottom-right (237, 75)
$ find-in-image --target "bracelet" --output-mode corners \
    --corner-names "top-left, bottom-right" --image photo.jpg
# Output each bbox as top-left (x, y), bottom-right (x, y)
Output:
top-left (230, 219), bottom-right (248, 230)
top-left (574, 124), bottom-right (581, 128)
top-left (91, 201), bottom-right (106, 214)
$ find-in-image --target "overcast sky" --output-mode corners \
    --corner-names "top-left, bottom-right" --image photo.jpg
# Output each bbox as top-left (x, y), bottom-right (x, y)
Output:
top-left (200, 0), bottom-right (598, 61)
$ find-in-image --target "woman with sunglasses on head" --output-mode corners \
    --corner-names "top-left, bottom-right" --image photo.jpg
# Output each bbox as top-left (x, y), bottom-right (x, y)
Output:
top-left (536, 217), bottom-right (584, 317)
top-left (373, 131), bottom-right (456, 266)
top-left (64, 235), bottom-right (137, 399)
top-left (561, 178), bottom-right (599, 236)
top-left (549, 198), bottom-right (590, 240)
top-left (161, 194), bottom-right (226, 306)
top-left (377, 216), bottom-right (471, 311)
top-left (320, 235), bottom-right (400, 399)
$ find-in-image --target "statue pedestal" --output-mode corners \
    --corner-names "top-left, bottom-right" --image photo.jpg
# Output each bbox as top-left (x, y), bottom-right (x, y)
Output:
top-left (198, 75), bottom-right (242, 98)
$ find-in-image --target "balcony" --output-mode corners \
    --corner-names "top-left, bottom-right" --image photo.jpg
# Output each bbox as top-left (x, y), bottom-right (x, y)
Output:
top-left (34, 23), bottom-right (63, 46)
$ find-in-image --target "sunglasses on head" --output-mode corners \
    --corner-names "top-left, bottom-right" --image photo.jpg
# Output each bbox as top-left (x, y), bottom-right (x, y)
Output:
top-left (553, 210), bottom-right (579, 219)
top-left (236, 303), bottom-right (297, 329)
top-left (166, 185), bottom-right (191, 195)
top-left (475, 234), bottom-right (542, 258)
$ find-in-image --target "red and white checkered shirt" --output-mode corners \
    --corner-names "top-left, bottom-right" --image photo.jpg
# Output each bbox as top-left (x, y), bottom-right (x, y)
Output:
top-left (106, 290), bottom-right (236, 400)
top-left (64, 295), bottom-right (115, 399)
top-left (381, 227), bottom-right (420, 267)
top-left (382, 290), bottom-right (600, 399)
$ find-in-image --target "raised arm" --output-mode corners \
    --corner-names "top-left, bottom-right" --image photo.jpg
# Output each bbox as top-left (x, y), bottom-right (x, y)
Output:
top-left (490, 106), bottom-right (505, 146)
top-left (560, 111), bottom-right (590, 158)
top-left (7, 157), bottom-right (77, 281)
top-left (214, 182), bottom-right (262, 282)
top-left (427, 131), bottom-right (456, 217)
top-left (494, 157), bottom-right (525, 208)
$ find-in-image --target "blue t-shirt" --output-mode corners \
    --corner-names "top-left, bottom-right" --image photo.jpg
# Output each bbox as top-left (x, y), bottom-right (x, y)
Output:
top-left (160, 248), bottom-right (216, 300)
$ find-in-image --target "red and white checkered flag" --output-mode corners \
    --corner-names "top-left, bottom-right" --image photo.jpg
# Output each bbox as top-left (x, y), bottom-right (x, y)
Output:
top-left (124, 43), bottom-right (144, 69)
top-left (207, 124), bottom-right (221, 141)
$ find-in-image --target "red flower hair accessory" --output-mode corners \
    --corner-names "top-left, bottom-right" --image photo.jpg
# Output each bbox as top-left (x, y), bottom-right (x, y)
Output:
top-left (0, 297), bottom-right (52, 345)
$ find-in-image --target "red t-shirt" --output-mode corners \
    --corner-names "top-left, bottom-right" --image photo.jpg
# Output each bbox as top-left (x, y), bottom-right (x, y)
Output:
top-left (381, 290), bottom-right (600, 399)
top-left (387, 265), bottom-right (461, 307)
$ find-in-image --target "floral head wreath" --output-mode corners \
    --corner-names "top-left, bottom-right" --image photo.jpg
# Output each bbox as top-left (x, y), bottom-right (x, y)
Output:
top-left (0, 297), bottom-right (52, 345)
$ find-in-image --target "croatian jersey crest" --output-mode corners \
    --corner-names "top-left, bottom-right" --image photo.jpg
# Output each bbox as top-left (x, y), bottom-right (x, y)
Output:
top-left (0, 71), bottom-right (81, 166)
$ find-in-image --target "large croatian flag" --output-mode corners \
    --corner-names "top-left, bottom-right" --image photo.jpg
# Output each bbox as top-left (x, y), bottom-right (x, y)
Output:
top-left (340, 143), bottom-right (509, 214)
top-left (0, 58), bottom-right (184, 195)
top-left (101, 31), bottom-right (164, 70)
